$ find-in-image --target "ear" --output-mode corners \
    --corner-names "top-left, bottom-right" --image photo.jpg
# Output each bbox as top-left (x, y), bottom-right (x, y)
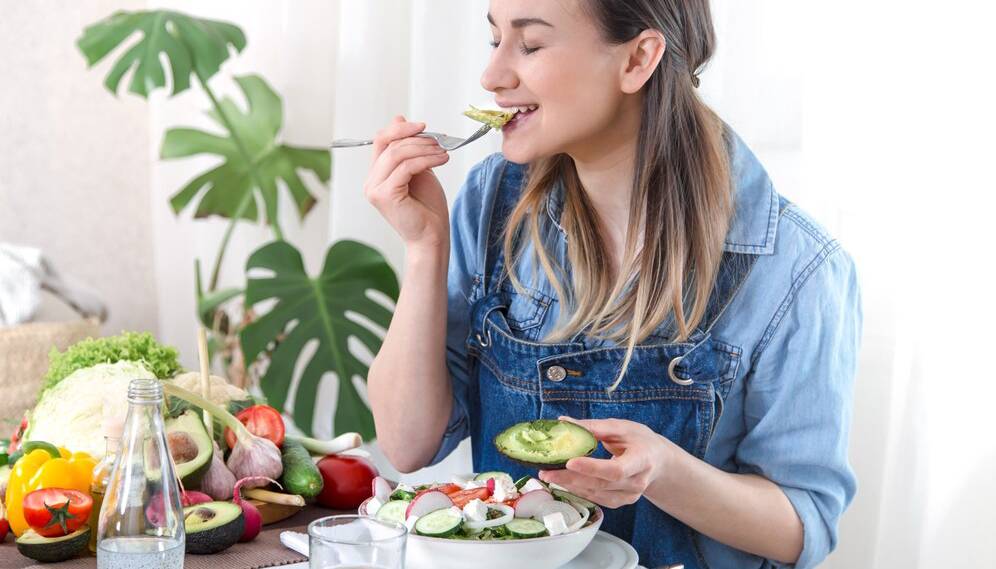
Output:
top-left (619, 30), bottom-right (666, 94)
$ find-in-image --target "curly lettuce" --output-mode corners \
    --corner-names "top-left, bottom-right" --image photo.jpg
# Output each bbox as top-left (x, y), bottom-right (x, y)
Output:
top-left (43, 332), bottom-right (181, 392)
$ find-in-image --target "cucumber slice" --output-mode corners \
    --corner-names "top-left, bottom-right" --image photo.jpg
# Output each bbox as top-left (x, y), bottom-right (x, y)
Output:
top-left (552, 489), bottom-right (596, 511)
top-left (505, 518), bottom-right (548, 538)
top-left (514, 475), bottom-right (530, 490)
top-left (474, 471), bottom-right (514, 487)
top-left (375, 500), bottom-right (411, 524)
top-left (415, 508), bottom-right (464, 537)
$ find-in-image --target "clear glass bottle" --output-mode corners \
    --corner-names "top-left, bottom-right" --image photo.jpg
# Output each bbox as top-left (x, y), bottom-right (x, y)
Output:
top-left (96, 379), bottom-right (185, 569)
top-left (89, 435), bottom-right (121, 553)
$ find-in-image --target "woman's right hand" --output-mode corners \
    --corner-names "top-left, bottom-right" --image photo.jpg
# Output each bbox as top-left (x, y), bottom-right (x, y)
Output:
top-left (364, 115), bottom-right (451, 250)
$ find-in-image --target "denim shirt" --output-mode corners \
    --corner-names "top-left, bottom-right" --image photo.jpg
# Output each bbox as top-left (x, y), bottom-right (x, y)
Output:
top-left (432, 131), bottom-right (862, 569)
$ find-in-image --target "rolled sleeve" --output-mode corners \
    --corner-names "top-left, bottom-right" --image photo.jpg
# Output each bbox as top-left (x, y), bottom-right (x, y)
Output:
top-left (428, 156), bottom-right (495, 465)
top-left (737, 246), bottom-right (862, 568)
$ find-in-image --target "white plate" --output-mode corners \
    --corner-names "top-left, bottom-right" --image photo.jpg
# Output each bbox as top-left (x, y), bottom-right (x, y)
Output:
top-left (559, 530), bottom-right (639, 569)
top-left (281, 530), bottom-right (640, 569)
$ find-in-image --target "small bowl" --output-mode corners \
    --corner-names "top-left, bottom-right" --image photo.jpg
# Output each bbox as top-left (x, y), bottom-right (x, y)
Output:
top-left (358, 497), bottom-right (603, 569)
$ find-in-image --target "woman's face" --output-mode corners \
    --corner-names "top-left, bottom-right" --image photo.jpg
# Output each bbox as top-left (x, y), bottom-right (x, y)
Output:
top-left (482, 0), bottom-right (632, 164)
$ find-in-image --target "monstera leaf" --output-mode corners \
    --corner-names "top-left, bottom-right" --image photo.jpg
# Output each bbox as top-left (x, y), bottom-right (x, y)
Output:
top-left (161, 74), bottom-right (330, 223)
top-left (240, 241), bottom-right (399, 439)
top-left (77, 10), bottom-right (246, 97)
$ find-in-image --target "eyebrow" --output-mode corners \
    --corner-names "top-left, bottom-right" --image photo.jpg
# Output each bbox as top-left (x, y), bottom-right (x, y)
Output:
top-left (487, 12), bottom-right (555, 29)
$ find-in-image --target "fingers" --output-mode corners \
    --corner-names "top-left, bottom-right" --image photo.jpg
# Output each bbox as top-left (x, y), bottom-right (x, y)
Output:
top-left (565, 456), bottom-right (630, 482)
top-left (382, 151), bottom-right (450, 193)
top-left (558, 415), bottom-right (630, 443)
top-left (371, 115), bottom-right (427, 160)
top-left (538, 470), bottom-right (639, 509)
top-left (370, 137), bottom-right (445, 185)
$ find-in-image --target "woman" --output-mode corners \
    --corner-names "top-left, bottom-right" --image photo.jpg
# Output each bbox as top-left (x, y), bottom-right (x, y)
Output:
top-left (365, 1), bottom-right (861, 567)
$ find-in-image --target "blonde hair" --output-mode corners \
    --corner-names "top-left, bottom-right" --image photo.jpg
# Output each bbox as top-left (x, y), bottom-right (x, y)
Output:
top-left (502, 0), bottom-right (733, 391)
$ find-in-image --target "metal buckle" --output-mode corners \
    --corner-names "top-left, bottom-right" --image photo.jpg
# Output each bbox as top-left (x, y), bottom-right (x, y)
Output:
top-left (475, 330), bottom-right (491, 347)
top-left (668, 356), bottom-right (694, 386)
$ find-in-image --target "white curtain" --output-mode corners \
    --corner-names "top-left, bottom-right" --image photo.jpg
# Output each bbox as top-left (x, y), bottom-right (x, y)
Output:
top-left (326, 1), bottom-right (995, 567)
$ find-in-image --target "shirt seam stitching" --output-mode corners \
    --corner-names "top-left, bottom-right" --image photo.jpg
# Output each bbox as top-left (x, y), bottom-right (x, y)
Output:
top-left (749, 238), bottom-right (843, 370)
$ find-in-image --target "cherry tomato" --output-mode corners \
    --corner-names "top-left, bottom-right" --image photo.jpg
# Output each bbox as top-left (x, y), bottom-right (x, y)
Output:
top-left (224, 405), bottom-right (286, 449)
top-left (434, 483), bottom-right (463, 496)
top-left (23, 488), bottom-right (92, 537)
top-left (448, 488), bottom-right (492, 508)
top-left (315, 455), bottom-right (378, 509)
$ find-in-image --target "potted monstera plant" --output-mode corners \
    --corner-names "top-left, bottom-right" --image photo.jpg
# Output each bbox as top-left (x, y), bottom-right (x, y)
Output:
top-left (76, 10), bottom-right (397, 440)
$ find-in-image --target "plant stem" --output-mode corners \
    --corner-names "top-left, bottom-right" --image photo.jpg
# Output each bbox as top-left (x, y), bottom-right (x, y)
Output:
top-left (163, 382), bottom-right (252, 441)
top-left (194, 71), bottom-right (283, 290)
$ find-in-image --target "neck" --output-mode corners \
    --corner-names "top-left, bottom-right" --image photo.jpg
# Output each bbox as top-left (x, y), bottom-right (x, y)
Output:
top-left (566, 96), bottom-right (643, 270)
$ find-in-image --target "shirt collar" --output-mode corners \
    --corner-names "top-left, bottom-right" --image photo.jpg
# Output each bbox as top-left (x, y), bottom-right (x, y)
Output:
top-left (544, 129), bottom-right (779, 256)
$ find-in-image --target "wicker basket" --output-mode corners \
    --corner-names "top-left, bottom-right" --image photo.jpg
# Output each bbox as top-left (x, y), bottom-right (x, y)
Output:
top-left (0, 317), bottom-right (101, 424)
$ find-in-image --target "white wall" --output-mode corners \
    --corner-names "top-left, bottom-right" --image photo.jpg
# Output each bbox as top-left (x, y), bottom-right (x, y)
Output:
top-left (0, 0), bottom-right (157, 335)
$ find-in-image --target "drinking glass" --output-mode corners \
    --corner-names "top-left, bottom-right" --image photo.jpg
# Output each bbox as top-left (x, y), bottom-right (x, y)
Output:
top-left (308, 515), bottom-right (407, 569)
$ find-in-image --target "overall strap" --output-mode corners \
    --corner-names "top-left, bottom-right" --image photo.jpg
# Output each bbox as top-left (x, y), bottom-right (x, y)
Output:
top-left (481, 160), bottom-right (528, 295)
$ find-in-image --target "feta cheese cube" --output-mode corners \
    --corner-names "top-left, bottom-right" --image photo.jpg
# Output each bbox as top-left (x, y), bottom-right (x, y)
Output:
top-left (492, 476), bottom-right (519, 503)
top-left (463, 479), bottom-right (487, 490)
top-left (542, 512), bottom-right (569, 536)
top-left (396, 482), bottom-right (415, 494)
top-left (463, 499), bottom-right (488, 522)
top-left (520, 478), bottom-right (546, 494)
top-left (366, 497), bottom-right (384, 515)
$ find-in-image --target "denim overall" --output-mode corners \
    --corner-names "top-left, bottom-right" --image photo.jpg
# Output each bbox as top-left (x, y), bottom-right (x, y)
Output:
top-left (465, 162), bottom-right (757, 568)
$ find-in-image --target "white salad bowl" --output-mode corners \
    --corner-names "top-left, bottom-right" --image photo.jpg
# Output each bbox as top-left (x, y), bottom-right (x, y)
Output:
top-left (358, 497), bottom-right (604, 569)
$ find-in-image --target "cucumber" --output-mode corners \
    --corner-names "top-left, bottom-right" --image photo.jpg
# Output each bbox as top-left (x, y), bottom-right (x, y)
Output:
top-left (506, 518), bottom-right (548, 538)
top-left (375, 500), bottom-right (410, 524)
top-left (414, 509), bottom-right (463, 537)
top-left (552, 489), bottom-right (596, 511)
top-left (279, 438), bottom-right (324, 499)
top-left (514, 475), bottom-right (530, 490)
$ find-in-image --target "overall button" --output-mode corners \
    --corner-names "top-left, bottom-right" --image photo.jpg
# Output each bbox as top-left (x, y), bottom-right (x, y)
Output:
top-left (546, 365), bottom-right (567, 382)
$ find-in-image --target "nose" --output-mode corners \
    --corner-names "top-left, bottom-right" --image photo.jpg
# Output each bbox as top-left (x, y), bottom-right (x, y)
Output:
top-left (480, 47), bottom-right (518, 93)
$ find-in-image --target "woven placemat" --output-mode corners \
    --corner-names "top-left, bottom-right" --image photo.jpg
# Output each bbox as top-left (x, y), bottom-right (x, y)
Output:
top-left (0, 505), bottom-right (347, 569)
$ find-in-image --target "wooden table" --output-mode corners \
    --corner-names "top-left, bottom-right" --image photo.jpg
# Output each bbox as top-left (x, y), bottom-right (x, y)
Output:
top-left (0, 505), bottom-right (349, 569)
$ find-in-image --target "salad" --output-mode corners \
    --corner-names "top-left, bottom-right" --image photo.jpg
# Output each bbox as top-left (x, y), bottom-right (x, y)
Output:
top-left (364, 472), bottom-right (598, 541)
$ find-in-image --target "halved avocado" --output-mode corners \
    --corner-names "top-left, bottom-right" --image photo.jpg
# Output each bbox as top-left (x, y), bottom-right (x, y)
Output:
top-left (16, 526), bottom-right (91, 562)
top-left (494, 420), bottom-right (598, 470)
top-left (165, 410), bottom-right (212, 486)
top-left (183, 501), bottom-right (244, 555)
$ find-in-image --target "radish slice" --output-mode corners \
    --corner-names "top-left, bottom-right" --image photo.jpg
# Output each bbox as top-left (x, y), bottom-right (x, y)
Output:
top-left (486, 478), bottom-right (496, 493)
top-left (533, 500), bottom-right (582, 527)
top-left (566, 501), bottom-right (591, 532)
top-left (512, 489), bottom-right (555, 518)
top-left (464, 503), bottom-right (514, 530)
top-left (405, 490), bottom-right (454, 519)
top-left (372, 476), bottom-right (392, 502)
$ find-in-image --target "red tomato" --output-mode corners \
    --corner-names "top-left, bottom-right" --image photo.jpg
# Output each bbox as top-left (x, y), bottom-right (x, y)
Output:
top-left (434, 484), bottom-right (463, 496)
top-left (315, 455), bottom-right (378, 509)
top-left (8, 414), bottom-right (28, 453)
top-left (224, 405), bottom-right (286, 449)
top-left (0, 515), bottom-right (8, 542)
top-left (448, 488), bottom-right (492, 508)
top-left (23, 489), bottom-right (93, 537)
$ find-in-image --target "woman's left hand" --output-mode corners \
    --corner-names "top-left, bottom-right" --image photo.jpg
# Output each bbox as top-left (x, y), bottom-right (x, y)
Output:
top-left (538, 416), bottom-right (677, 509)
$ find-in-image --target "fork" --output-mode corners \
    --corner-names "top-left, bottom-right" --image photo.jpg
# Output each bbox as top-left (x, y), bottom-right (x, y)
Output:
top-left (331, 124), bottom-right (493, 151)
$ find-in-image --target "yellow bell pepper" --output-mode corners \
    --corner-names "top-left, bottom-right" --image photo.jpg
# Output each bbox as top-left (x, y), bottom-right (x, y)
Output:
top-left (3, 447), bottom-right (96, 537)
